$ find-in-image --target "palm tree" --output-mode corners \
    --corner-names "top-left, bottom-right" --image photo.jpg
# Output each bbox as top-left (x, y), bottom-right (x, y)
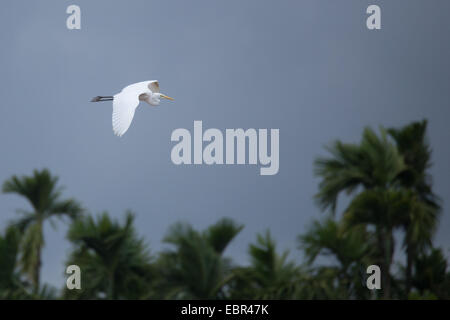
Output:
top-left (0, 226), bottom-right (58, 300)
top-left (315, 127), bottom-right (405, 212)
top-left (156, 218), bottom-right (243, 299)
top-left (343, 188), bottom-right (413, 298)
top-left (294, 266), bottom-right (345, 299)
top-left (387, 120), bottom-right (441, 295)
top-left (411, 247), bottom-right (450, 299)
top-left (298, 218), bottom-right (373, 299)
top-left (66, 211), bottom-right (153, 299)
top-left (314, 127), bottom-right (406, 298)
top-left (230, 231), bottom-right (300, 299)
top-left (0, 226), bottom-right (29, 299)
top-left (2, 169), bottom-right (82, 292)
top-left (299, 218), bottom-right (370, 268)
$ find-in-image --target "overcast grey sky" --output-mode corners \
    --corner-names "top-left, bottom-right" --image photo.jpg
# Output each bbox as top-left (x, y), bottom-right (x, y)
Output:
top-left (0, 0), bottom-right (449, 288)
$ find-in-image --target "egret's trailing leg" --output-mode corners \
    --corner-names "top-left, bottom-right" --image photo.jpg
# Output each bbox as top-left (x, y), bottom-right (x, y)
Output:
top-left (91, 96), bottom-right (114, 102)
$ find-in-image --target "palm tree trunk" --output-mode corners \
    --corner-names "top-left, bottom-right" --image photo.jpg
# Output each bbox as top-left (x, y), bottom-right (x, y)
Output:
top-left (33, 220), bottom-right (44, 294)
top-left (405, 240), bottom-right (415, 296)
top-left (378, 228), bottom-right (392, 299)
top-left (34, 252), bottom-right (41, 294)
top-left (107, 271), bottom-right (115, 299)
top-left (382, 245), bottom-right (391, 299)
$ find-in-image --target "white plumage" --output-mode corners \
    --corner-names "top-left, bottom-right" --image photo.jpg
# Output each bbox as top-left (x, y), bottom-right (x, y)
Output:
top-left (91, 80), bottom-right (173, 137)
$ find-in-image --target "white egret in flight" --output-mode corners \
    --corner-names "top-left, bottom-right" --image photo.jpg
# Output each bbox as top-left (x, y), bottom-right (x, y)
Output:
top-left (91, 80), bottom-right (174, 137)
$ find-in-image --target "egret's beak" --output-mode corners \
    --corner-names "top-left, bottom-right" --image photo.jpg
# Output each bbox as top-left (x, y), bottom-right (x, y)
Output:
top-left (160, 94), bottom-right (174, 101)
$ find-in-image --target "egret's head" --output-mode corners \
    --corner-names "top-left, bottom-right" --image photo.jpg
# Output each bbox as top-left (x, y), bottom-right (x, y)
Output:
top-left (150, 92), bottom-right (174, 106)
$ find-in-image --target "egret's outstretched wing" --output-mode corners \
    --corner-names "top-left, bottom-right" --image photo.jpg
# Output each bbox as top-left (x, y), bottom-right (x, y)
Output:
top-left (148, 80), bottom-right (160, 93)
top-left (111, 81), bottom-right (159, 136)
top-left (112, 90), bottom-right (140, 137)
